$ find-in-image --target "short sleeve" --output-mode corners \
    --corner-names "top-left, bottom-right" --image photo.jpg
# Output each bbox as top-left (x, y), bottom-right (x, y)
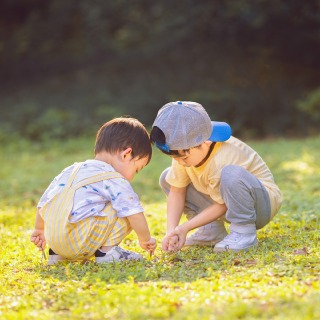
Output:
top-left (102, 178), bottom-right (144, 218)
top-left (37, 175), bottom-right (63, 208)
top-left (37, 164), bottom-right (74, 208)
top-left (165, 159), bottom-right (191, 188)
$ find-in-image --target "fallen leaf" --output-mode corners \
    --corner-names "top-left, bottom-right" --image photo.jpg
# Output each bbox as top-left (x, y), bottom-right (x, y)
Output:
top-left (171, 257), bottom-right (183, 263)
top-left (293, 247), bottom-right (308, 255)
top-left (233, 259), bottom-right (241, 266)
top-left (244, 259), bottom-right (257, 265)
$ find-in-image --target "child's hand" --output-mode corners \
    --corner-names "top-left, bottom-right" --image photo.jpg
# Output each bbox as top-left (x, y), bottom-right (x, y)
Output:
top-left (161, 235), bottom-right (170, 251)
top-left (167, 225), bottom-right (187, 251)
top-left (30, 229), bottom-right (46, 251)
top-left (139, 237), bottom-right (157, 255)
top-left (168, 235), bottom-right (179, 252)
top-left (162, 234), bottom-right (179, 252)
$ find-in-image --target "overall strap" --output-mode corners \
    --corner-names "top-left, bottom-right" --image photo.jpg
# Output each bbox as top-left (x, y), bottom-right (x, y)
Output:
top-left (41, 162), bottom-right (83, 212)
top-left (49, 162), bottom-right (84, 217)
top-left (41, 162), bottom-right (83, 228)
top-left (64, 162), bottom-right (84, 190)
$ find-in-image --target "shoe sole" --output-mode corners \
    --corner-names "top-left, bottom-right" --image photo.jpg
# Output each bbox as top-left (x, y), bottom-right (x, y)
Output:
top-left (184, 239), bottom-right (222, 247)
top-left (48, 258), bottom-right (91, 265)
top-left (95, 256), bottom-right (143, 263)
top-left (213, 241), bottom-right (258, 253)
top-left (47, 257), bottom-right (67, 265)
top-left (184, 234), bottom-right (228, 247)
top-left (95, 259), bottom-right (114, 263)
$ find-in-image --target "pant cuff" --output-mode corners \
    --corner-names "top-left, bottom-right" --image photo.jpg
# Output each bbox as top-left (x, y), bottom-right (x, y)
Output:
top-left (230, 223), bottom-right (256, 233)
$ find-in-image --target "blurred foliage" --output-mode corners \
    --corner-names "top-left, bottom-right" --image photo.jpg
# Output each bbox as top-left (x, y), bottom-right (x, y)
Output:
top-left (297, 88), bottom-right (320, 121)
top-left (0, 0), bottom-right (319, 140)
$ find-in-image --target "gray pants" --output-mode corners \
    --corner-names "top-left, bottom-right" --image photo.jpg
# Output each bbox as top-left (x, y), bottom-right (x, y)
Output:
top-left (159, 165), bottom-right (271, 230)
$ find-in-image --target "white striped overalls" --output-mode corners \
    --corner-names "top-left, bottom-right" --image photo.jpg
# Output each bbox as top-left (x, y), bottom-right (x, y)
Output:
top-left (40, 162), bottom-right (132, 260)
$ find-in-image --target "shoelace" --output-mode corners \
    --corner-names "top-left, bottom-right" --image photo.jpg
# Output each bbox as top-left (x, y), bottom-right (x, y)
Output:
top-left (115, 246), bottom-right (135, 257)
top-left (114, 246), bottom-right (134, 255)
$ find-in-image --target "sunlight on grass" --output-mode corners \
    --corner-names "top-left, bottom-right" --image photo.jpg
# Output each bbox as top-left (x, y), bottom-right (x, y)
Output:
top-left (0, 136), bottom-right (319, 319)
top-left (280, 150), bottom-right (317, 178)
top-left (282, 159), bottom-right (314, 174)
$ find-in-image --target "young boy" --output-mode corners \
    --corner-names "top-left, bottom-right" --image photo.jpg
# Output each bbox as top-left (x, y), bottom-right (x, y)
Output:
top-left (31, 117), bottom-right (157, 265)
top-left (150, 101), bottom-right (282, 252)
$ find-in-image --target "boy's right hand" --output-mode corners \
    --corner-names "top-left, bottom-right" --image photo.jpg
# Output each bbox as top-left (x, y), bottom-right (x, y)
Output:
top-left (139, 237), bottom-right (157, 255)
top-left (162, 234), bottom-right (179, 252)
top-left (30, 229), bottom-right (46, 251)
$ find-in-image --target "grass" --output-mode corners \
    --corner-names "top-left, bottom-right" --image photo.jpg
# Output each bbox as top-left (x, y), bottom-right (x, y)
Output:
top-left (0, 136), bottom-right (319, 319)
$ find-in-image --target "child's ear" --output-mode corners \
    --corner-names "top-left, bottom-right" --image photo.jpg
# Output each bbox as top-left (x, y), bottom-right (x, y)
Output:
top-left (121, 147), bottom-right (133, 160)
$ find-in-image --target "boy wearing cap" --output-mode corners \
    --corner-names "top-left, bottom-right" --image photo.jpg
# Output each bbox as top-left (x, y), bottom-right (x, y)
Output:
top-left (150, 101), bottom-right (282, 252)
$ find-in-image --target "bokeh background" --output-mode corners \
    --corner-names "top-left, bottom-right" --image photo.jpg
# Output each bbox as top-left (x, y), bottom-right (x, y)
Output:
top-left (1, 0), bottom-right (319, 141)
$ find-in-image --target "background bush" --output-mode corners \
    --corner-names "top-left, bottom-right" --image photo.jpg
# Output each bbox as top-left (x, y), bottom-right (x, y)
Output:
top-left (0, 0), bottom-right (319, 140)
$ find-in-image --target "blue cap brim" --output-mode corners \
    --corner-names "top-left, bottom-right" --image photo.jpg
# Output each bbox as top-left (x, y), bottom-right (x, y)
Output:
top-left (209, 121), bottom-right (232, 142)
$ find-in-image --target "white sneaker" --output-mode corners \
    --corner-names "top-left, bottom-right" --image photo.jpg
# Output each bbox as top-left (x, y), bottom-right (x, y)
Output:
top-left (95, 246), bottom-right (143, 263)
top-left (46, 248), bottom-right (67, 265)
top-left (184, 221), bottom-right (228, 247)
top-left (213, 230), bottom-right (258, 252)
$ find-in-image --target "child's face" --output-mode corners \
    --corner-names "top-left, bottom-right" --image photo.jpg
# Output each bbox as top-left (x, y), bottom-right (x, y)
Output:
top-left (117, 155), bottom-right (149, 181)
top-left (171, 143), bottom-right (210, 167)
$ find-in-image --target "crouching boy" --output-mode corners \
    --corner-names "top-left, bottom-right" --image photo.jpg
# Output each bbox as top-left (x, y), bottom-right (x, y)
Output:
top-left (150, 101), bottom-right (282, 252)
top-left (31, 117), bottom-right (156, 264)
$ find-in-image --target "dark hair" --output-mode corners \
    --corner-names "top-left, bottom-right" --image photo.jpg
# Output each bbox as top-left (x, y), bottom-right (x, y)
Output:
top-left (95, 117), bottom-right (152, 164)
top-left (150, 126), bottom-right (190, 157)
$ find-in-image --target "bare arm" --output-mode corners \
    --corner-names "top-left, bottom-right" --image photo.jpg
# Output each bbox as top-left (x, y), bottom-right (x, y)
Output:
top-left (166, 186), bottom-right (186, 233)
top-left (34, 208), bottom-right (44, 229)
top-left (127, 212), bottom-right (151, 242)
top-left (161, 186), bottom-right (186, 251)
top-left (127, 212), bottom-right (156, 254)
top-left (30, 208), bottom-right (46, 250)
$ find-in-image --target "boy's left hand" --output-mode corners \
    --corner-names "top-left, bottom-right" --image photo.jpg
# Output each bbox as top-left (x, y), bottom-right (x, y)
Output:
top-left (30, 229), bottom-right (46, 251)
top-left (139, 237), bottom-right (157, 255)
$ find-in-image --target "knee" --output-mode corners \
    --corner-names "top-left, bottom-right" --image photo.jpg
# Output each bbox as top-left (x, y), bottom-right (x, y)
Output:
top-left (220, 165), bottom-right (245, 190)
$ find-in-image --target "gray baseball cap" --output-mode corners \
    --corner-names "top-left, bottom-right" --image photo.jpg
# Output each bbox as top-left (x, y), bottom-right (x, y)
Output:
top-left (152, 101), bottom-right (232, 151)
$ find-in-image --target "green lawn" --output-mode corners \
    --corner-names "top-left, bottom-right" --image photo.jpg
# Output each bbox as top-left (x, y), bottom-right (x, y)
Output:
top-left (0, 136), bottom-right (319, 320)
